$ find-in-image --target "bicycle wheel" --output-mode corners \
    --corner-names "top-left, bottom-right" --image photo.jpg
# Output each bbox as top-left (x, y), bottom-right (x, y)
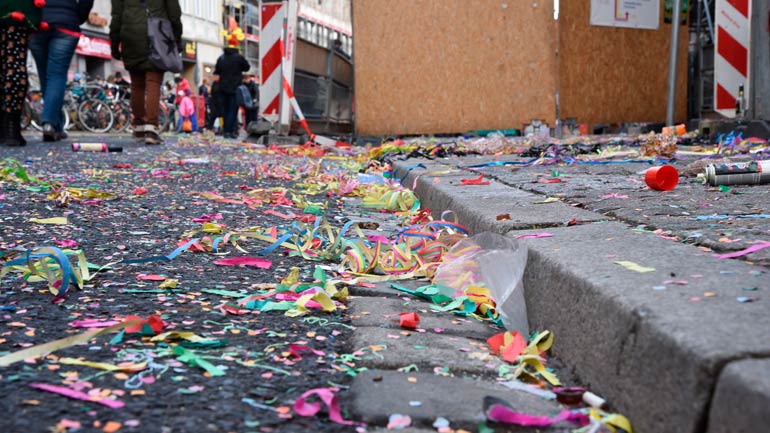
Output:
top-left (111, 101), bottom-right (132, 132)
top-left (77, 98), bottom-right (114, 133)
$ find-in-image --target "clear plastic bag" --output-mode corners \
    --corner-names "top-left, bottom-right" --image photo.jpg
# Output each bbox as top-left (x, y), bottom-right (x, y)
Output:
top-left (433, 232), bottom-right (528, 334)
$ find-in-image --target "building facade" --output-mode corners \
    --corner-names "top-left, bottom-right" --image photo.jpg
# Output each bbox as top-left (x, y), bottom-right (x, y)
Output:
top-left (178, 0), bottom-right (225, 86)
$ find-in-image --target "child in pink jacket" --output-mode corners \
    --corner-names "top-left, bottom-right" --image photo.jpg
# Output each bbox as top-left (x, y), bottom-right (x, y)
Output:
top-left (177, 89), bottom-right (198, 132)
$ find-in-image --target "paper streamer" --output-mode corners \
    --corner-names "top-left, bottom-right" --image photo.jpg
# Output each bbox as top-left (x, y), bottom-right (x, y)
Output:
top-left (214, 257), bottom-right (273, 268)
top-left (484, 396), bottom-right (586, 427)
top-left (713, 242), bottom-right (770, 259)
top-left (30, 383), bottom-right (125, 409)
top-left (614, 261), bottom-right (656, 273)
top-left (0, 319), bottom-right (142, 367)
top-left (293, 387), bottom-right (363, 426)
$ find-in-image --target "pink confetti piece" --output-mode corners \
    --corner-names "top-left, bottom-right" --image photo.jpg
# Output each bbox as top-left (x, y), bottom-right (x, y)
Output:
top-left (662, 280), bottom-right (688, 286)
top-left (263, 209), bottom-right (296, 219)
top-left (54, 239), bottom-right (78, 248)
top-left (387, 414), bottom-right (412, 429)
top-left (293, 387), bottom-right (363, 426)
top-left (515, 233), bottom-right (554, 239)
top-left (69, 319), bottom-right (121, 328)
top-left (600, 193), bottom-right (629, 199)
top-left (192, 213), bottom-right (223, 223)
top-left (30, 383), bottom-right (125, 408)
top-left (713, 242), bottom-right (770, 259)
top-left (213, 257), bottom-right (273, 269)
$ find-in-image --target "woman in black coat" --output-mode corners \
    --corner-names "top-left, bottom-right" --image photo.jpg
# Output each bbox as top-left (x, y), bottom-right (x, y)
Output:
top-left (110, 0), bottom-right (182, 145)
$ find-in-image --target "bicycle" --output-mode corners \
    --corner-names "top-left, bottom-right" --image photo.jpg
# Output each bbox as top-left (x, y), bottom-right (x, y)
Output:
top-left (76, 85), bottom-right (114, 133)
top-left (21, 90), bottom-right (71, 131)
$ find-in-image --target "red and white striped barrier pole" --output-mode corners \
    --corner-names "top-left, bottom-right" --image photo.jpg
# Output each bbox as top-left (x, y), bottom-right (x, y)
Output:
top-left (259, 0), bottom-right (284, 121)
top-left (714, 0), bottom-right (752, 118)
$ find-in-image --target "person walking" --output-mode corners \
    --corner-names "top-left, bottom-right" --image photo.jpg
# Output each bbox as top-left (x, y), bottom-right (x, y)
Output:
top-left (214, 24), bottom-right (249, 139)
top-left (176, 89), bottom-right (197, 133)
top-left (0, 1), bottom-right (44, 147)
top-left (209, 74), bottom-right (224, 134)
top-left (29, 0), bottom-right (93, 142)
top-left (237, 72), bottom-right (258, 132)
top-left (110, 0), bottom-right (182, 145)
top-left (198, 77), bottom-right (210, 130)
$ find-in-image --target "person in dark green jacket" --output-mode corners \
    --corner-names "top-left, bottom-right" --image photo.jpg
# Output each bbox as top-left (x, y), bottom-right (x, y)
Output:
top-left (110, 0), bottom-right (182, 145)
top-left (0, 0), bottom-right (43, 146)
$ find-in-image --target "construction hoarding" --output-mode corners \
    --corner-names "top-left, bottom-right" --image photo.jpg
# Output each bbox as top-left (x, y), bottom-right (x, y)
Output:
top-left (352, 0), bottom-right (688, 136)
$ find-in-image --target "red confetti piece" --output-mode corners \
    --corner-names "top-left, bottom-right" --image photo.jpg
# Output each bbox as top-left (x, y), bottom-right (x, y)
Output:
top-left (460, 174), bottom-right (490, 185)
top-left (399, 312), bottom-right (420, 329)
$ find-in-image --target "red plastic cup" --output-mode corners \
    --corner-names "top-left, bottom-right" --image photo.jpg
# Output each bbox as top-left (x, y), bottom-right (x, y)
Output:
top-left (645, 165), bottom-right (679, 191)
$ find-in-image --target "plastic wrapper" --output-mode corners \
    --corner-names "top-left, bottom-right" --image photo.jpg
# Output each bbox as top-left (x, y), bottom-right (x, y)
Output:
top-left (433, 232), bottom-right (528, 334)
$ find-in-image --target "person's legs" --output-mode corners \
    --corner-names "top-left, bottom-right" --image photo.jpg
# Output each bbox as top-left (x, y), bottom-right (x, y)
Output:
top-left (222, 93), bottom-right (236, 136)
top-left (39, 31), bottom-right (78, 135)
top-left (28, 31), bottom-right (50, 96)
top-left (191, 113), bottom-right (198, 132)
top-left (129, 70), bottom-right (147, 127)
top-left (245, 109), bottom-right (257, 130)
top-left (2, 22), bottom-right (31, 146)
top-left (128, 70), bottom-right (147, 142)
top-left (143, 71), bottom-right (164, 144)
top-left (144, 71), bottom-right (163, 126)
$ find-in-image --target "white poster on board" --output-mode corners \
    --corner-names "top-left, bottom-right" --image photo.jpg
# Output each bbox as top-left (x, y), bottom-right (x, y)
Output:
top-left (590, 0), bottom-right (660, 30)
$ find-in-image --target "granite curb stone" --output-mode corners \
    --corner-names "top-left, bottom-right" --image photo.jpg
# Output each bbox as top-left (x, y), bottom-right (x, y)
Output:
top-left (706, 358), bottom-right (770, 433)
top-left (350, 326), bottom-right (504, 377)
top-left (390, 157), bottom-right (770, 433)
top-left (349, 295), bottom-right (502, 340)
top-left (350, 370), bottom-right (571, 432)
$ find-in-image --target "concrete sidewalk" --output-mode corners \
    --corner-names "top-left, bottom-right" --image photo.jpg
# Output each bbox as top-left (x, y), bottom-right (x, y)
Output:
top-left (388, 156), bottom-right (770, 433)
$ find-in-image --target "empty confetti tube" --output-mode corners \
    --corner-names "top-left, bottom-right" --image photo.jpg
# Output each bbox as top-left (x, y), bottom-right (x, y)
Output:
top-left (72, 143), bottom-right (123, 152)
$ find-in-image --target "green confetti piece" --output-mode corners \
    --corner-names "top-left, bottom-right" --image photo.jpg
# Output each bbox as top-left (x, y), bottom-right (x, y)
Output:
top-left (303, 205), bottom-right (324, 215)
top-left (173, 346), bottom-right (225, 377)
top-left (719, 185), bottom-right (731, 193)
top-left (200, 288), bottom-right (248, 298)
top-left (109, 330), bottom-right (125, 345)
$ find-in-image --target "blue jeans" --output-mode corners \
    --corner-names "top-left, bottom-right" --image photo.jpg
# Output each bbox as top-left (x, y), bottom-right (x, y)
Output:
top-left (222, 93), bottom-right (237, 134)
top-left (29, 30), bottom-right (79, 132)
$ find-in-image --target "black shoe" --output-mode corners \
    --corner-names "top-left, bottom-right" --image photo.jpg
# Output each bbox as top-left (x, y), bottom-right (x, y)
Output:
top-left (5, 111), bottom-right (26, 146)
top-left (42, 123), bottom-right (57, 142)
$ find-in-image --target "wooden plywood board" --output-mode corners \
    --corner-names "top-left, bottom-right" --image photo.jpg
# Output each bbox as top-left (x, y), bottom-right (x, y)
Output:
top-left (558, 0), bottom-right (689, 126)
top-left (353, 0), bottom-right (557, 136)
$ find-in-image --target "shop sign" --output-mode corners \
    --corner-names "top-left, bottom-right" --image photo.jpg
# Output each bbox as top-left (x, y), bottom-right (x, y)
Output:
top-left (76, 35), bottom-right (112, 59)
top-left (183, 40), bottom-right (197, 61)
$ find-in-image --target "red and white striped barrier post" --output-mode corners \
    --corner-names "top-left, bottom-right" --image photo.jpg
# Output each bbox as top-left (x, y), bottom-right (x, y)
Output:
top-left (259, 0), bottom-right (284, 122)
top-left (714, 0), bottom-right (752, 118)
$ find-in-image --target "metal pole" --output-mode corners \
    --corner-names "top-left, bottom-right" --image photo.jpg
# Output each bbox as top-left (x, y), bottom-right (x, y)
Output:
top-left (694, 0), bottom-right (702, 118)
top-left (666, 0), bottom-right (683, 126)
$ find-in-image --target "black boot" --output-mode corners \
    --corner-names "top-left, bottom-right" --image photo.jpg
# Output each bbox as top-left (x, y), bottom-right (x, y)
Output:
top-left (5, 111), bottom-right (26, 147)
top-left (0, 111), bottom-right (5, 146)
